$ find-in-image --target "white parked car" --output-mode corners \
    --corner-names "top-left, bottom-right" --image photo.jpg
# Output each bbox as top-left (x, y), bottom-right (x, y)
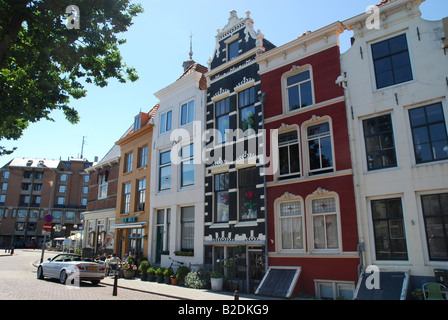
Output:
top-left (37, 254), bottom-right (105, 285)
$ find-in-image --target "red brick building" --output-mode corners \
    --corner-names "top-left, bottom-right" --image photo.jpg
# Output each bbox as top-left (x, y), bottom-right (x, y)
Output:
top-left (0, 157), bottom-right (93, 248)
top-left (82, 144), bottom-right (120, 256)
top-left (256, 22), bottom-right (360, 299)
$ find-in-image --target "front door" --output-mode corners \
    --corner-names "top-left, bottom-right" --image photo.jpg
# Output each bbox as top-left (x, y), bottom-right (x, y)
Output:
top-left (248, 248), bottom-right (265, 293)
top-left (155, 225), bottom-right (163, 263)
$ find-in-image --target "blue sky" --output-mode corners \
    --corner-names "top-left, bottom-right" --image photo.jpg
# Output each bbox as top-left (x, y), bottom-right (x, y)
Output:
top-left (1, 0), bottom-right (447, 167)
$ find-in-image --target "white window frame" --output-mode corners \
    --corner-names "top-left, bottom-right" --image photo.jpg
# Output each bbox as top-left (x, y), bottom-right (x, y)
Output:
top-left (301, 116), bottom-right (335, 177)
top-left (98, 173), bottom-right (108, 199)
top-left (124, 152), bottom-right (133, 173)
top-left (158, 149), bottom-right (171, 192)
top-left (160, 110), bottom-right (172, 134)
top-left (138, 145), bottom-right (148, 168)
top-left (225, 34), bottom-right (240, 62)
top-left (274, 193), bottom-right (305, 254)
top-left (180, 99), bottom-right (195, 126)
top-left (180, 206), bottom-right (195, 252)
top-left (180, 143), bottom-right (194, 188)
top-left (281, 64), bottom-right (315, 114)
top-left (136, 178), bottom-right (146, 212)
top-left (314, 280), bottom-right (355, 300)
top-left (122, 182), bottom-right (131, 214)
top-left (306, 190), bottom-right (342, 254)
top-left (134, 114), bottom-right (142, 131)
top-left (277, 125), bottom-right (301, 180)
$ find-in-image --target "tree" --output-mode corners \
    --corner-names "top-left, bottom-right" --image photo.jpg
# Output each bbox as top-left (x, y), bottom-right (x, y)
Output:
top-left (0, 0), bottom-right (143, 155)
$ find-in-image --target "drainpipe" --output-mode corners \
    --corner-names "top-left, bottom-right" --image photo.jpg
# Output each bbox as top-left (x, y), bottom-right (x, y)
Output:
top-left (336, 72), bottom-right (365, 278)
top-left (259, 92), bottom-right (268, 274)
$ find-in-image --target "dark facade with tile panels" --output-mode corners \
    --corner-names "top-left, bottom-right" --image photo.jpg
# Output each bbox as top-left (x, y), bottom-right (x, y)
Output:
top-left (203, 11), bottom-right (275, 293)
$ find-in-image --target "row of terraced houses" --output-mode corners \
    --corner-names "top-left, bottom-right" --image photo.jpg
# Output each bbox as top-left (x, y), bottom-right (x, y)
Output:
top-left (1, 0), bottom-right (448, 299)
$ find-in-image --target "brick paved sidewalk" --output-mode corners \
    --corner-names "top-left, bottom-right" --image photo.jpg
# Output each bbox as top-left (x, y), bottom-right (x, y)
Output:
top-left (100, 275), bottom-right (273, 300)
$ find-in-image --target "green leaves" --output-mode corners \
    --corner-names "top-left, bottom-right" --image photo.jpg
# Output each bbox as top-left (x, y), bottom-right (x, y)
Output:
top-left (0, 0), bottom-right (143, 155)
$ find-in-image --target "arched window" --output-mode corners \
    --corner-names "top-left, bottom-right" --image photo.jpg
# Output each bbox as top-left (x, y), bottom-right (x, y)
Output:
top-left (306, 189), bottom-right (341, 252)
top-left (275, 193), bottom-right (305, 253)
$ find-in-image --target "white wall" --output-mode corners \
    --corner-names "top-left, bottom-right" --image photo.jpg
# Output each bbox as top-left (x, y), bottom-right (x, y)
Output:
top-left (149, 70), bottom-right (207, 268)
top-left (340, 0), bottom-right (448, 277)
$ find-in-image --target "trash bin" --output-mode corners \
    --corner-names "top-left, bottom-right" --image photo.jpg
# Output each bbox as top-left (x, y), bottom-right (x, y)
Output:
top-left (434, 269), bottom-right (448, 286)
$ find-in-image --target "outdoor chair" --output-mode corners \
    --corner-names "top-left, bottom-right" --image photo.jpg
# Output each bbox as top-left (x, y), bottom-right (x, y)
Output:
top-left (422, 282), bottom-right (446, 300)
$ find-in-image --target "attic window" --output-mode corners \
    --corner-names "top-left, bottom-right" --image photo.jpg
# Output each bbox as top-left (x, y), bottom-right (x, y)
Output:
top-left (228, 40), bottom-right (239, 61)
top-left (26, 160), bottom-right (33, 166)
top-left (134, 115), bottom-right (142, 131)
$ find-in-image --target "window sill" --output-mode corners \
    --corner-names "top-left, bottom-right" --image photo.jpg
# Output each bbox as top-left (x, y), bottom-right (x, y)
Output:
top-left (235, 221), bottom-right (258, 228)
top-left (209, 223), bottom-right (230, 228)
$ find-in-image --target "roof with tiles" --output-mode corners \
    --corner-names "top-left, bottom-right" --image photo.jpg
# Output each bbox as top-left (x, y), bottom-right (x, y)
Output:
top-left (377, 0), bottom-right (392, 6)
top-left (177, 61), bottom-right (208, 90)
top-left (119, 103), bottom-right (160, 140)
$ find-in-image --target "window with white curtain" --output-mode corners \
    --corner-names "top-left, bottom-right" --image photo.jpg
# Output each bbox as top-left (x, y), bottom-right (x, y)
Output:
top-left (311, 197), bottom-right (339, 250)
top-left (279, 201), bottom-right (303, 250)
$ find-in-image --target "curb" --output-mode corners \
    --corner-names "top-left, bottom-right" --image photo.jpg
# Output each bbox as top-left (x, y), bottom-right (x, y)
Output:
top-left (101, 281), bottom-right (190, 300)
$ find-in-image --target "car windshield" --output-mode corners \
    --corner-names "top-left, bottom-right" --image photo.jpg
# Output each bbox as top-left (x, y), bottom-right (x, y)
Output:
top-left (52, 254), bottom-right (92, 262)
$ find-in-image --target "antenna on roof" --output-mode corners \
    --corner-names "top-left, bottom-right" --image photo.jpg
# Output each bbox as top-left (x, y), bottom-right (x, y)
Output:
top-left (80, 136), bottom-right (86, 159)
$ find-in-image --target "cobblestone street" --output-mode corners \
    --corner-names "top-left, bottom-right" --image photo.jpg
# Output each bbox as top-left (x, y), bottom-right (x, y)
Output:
top-left (0, 249), bottom-right (178, 300)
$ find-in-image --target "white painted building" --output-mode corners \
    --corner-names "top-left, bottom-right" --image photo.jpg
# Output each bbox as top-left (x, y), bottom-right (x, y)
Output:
top-left (339, 0), bottom-right (448, 294)
top-left (148, 59), bottom-right (208, 269)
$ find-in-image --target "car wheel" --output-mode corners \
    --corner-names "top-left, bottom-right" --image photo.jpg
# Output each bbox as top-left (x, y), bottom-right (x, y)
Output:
top-left (91, 280), bottom-right (100, 286)
top-left (37, 266), bottom-right (44, 280)
top-left (59, 270), bottom-right (67, 285)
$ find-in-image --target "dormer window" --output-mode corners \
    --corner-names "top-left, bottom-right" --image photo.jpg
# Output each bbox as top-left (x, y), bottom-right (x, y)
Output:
top-left (134, 114), bottom-right (142, 131)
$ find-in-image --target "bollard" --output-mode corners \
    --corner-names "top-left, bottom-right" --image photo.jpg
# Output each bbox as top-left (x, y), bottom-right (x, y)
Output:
top-left (234, 290), bottom-right (239, 300)
top-left (112, 273), bottom-right (118, 296)
top-left (10, 248), bottom-right (14, 255)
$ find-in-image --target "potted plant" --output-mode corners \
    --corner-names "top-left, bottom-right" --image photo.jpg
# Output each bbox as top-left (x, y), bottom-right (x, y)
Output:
top-left (147, 267), bottom-right (156, 282)
top-left (176, 266), bottom-right (190, 285)
top-left (164, 267), bottom-right (174, 284)
top-left (155, 267), bottom-right (164, 283)
top-left (138, 260), bottom-right (150, 281)
top-left (210, 270), bottom-right (224, 291)
top-left (171, 274), bottom-right (179, 285)
top-left (123, 260), bottom-right (137, 279)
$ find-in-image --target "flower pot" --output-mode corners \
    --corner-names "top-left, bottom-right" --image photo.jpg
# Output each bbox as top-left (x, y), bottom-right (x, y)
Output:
top-left (211, 278), bottom-right (223, 291)
top-left (156, 274), bottom-right (164, 283)
top-left (171, 277), bottom-right (178, 285)
top-left (140, 272), bottom-right (148, 281)
top-left (164, 275), bottom-right (171, 284)
top-left (123, 270), bottom-right (135, 279)
top-left (148, 274), bottom-right (156, 282)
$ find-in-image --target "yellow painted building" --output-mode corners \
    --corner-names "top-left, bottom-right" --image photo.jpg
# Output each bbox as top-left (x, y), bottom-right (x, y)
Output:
top-left (113, 105), bottom-right (159, 259)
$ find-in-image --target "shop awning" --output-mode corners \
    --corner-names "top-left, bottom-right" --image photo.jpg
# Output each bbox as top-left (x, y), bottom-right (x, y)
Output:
top-left (110, 222), bottom-right (147, 229)
top-left (255, 267), bottom-right (301, 298)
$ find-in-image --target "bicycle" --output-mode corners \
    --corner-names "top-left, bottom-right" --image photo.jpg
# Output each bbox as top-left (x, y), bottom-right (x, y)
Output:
top-left (168, 256), bottom-right (184, 269)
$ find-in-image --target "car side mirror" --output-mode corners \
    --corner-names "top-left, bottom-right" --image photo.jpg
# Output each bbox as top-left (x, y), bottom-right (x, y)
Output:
top-left (47, 258), bottom-right (51, 261)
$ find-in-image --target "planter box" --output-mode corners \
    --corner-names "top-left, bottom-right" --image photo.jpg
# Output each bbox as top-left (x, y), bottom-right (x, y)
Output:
top-left (211, 278), bottom-right (223, 291)
top-left (123, 270), bottom-right (135, 279)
